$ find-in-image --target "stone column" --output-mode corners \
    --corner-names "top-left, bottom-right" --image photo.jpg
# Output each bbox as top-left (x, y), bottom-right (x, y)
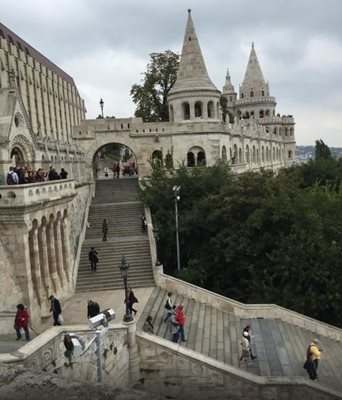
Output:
top-left (122, 319), bottom-right (140, 383)
top-left (61, 217), bottom-right (71, 284)
top-left (38, 224), bottom-right (51, 299)
top-left (54, 217), bottom-right (67, 287)
top-left (46, 220), bottom-right (58, 293)
top-left (29, 227), bottom-right (43, 305)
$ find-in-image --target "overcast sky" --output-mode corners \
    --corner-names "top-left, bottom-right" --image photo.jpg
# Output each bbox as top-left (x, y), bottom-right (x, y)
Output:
top-left (2, 0), bottom-right (342, 146)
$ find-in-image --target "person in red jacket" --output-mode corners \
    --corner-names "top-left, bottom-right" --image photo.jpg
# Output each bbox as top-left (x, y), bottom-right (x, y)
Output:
top-left (14, 304), bottom-right (30, 341)
top-left (176, 304), bottom-right (186, 342)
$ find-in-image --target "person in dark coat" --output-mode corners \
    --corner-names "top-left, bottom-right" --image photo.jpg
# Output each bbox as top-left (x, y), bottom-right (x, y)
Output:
top-left (60, 168), bottom-right (68, 179)
top-left (102, 219), bottom-right (108, 241)
top-left (124, 286), bottom-right (138, 315)
top-left (88, 247), bottom-right (98, 272)
top-left (49, 295), bottom-right (62, 326)
top-left (143, 315), bottom-right (154, 334)
top-left (14, 304), bottom-right (30, 341)
top-left (87, 300), bottom-right (100, 318)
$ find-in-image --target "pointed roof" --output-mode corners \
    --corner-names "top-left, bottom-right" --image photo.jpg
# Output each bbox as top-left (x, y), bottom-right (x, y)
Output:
top-left (169, 10), bottom-right (219, 95)
top-left (241, 43), bottom-right (266, 88)
top-left (222, 68), bottom-right (236, 94)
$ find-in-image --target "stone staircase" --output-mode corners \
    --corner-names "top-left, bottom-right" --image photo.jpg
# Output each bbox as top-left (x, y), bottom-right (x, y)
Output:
top-left (138, 287), bottom-right (342, 394)
top-left (75, 178), bottom-right (155, 292)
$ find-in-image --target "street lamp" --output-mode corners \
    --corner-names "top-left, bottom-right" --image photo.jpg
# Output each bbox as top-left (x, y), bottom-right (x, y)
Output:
top-left (119, 256), bottom-right (133, 322)
top-left (152, 227), bottom-right (161, 266)
top-left (172, 186), bottom-right (181, 270)
top-left (99, 98), bottom-right (104, 118)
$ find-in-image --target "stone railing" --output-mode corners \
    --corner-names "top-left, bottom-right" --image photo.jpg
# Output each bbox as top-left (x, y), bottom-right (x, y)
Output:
top-left (0, 323), bottom-right (130, 387)
top-left (137, 332), bottom-right (342, 399)
top-left (0, 179), bottom-right (76, 208)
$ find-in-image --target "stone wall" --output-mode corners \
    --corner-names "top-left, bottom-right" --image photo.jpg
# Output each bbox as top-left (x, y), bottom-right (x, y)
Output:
top-left (136, 332), bottom-right (342, 400)
top-left (0, 323), bottom-right (130, 388)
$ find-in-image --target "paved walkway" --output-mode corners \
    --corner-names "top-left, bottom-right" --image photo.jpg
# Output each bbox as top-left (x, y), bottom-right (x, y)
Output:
top-left (0, 287), bottom-right (154, 354)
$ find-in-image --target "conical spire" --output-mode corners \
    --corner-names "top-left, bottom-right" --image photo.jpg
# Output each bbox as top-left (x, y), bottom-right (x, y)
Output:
top-left (241, 43), bottom-right (267, 92)
top-left (169, 10), bottom-right (219, 95)
top-left (222, 68), bottom-right (235, 94)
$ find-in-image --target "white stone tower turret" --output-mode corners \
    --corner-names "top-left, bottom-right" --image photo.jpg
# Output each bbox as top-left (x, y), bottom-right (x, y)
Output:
top-left (222, 68), bottom-right (237, 106)
top-left (168, 9), bottom-right (221, 123)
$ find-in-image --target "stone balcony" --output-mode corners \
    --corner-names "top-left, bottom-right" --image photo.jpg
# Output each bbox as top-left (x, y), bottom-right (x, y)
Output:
top-left (0, 179), bottom-right (76, 209)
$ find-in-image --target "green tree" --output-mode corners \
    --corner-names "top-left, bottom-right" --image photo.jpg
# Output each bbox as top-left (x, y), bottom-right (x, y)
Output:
top-left (315, 139), bottom-right (332, 159)
top-left (130, 50), bottom-right (180, 122)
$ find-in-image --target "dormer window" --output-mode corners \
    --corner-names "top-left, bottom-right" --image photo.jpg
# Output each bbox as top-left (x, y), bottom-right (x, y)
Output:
top-left (261, 90), bottom-right (264, 96)
top-left (250, 90), bottom-right (254, 97)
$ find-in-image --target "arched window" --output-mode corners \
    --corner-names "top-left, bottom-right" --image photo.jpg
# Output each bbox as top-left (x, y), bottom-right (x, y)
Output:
top-left (238, 148), bottom-right (242, 164)
top-left (290, 128), bottom-right (294, 136)
top-left (257, 148), bottom-right (259, 162)
top-left (259, 110), bottom-right (264, 118)
top-left (187, 152), bottom-right (195, 167)
top-left (182, 102), bottom-right (190, 120)
top-left (261, 90), bottom-right (265, 96)
top-left (273, 148), bottom-right (275, 160)
top-left (265, 109), bottom-right (270, 117)
top-left (152, 150), bottom-right (163, 166)
top-left (261, 146), bottom-right (265, 162)
top-left (252, 145), bottom-right (256, 163)
top-left (169, 105), bottom-right (174, 122)
top-left (222, 145), bottom-right (227, 161)
top-left (241, 93), bottom-right (244, 98)
top-left (273, 127), bottom-right (277, 135)
top-left (288, 150), bottom-right (293, 159)
top-left (250, 91), bottom-right (254, 97)
top-left (197, 151), bottom-right (206, 166)
top-left (266, 146), bottom-right (269, 161)
top-left (251, 111), bottom-right (255, 117)
top-left (285, 128), bottom-right (288, 136)
top-left (246, 145), bottom-right (250, 164)
top-left (194, 101), bottom-right (202, 118)
top-left (207, 101), bottom-right (214, 118)
top-left (230, 148), bottom-right (232, 160)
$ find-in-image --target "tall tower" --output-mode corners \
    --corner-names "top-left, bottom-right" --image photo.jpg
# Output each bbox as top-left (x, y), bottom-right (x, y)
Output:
top-left (235, 43), bottom-right (276, 120)
top-left (168, 10), bottom-right (221, 123)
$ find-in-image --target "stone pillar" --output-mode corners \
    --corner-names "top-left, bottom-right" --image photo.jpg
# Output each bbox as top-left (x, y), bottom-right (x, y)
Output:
top-left (122, 319), bottom-right (140, 383)
top-left (38, 224), bottom-right (52, 315)
top-left (46, 219), bottom-right (58, 293)
top-left (54, 217), bottom-right (67, 287)
top-left (61, 217), bottom-right (72, 284)
top-left (29, 227), bottom-right (43, 305)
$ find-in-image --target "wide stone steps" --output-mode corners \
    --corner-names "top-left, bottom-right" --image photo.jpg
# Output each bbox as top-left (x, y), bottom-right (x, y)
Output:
top-left (138, 287), bottom-right (342, 394)
top-left (75, 178), bottom-right (155, 292)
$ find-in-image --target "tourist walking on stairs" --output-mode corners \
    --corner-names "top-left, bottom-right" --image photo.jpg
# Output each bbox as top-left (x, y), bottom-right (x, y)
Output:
top-left (163, 291), bottom-right (173, 322)
top-left (176, 304), bottom-right (186, 342)
top-left (143, 315), bottom-right (154, 333)
top-left (125, 286), bottom-right (138, 315)
top-left (102, 218), bottom-right (108, 241)
top-left (304, 338), bottom-right (322, 380)
top-left (240, 333), bottom-right (250, 362)
top-left (88, 247), bottom-right (98, 272)
top-left (169, 305), bottom-right (179, 343)
top-left (49, 295), bottom-right (62, 326)
top-left (14, 304), bottom-right (30, 341)
top-left (242, 325), bottom-right (257, 359)
top-left (87, 300), bottom-right (100, 318)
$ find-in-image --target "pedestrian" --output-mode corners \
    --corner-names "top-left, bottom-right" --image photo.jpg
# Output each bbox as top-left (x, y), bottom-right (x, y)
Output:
top-left (48, 167), bottom-right (60, 180)
top-left (14, 304), bottom-right (30, 341)
top-left (6, 167), bottom-right (19, 185)
top-left (88, 247), bottom-right (98, 272)
top-left (140, 213), bottom-right (147, 233)
top-left (87, 299), bottom-right (100, 318)
top-left (60, 168), bottom-right (68, 179)
top-left (169, 305), bottom-right (179, 343)
top-left (143, 315), bottom-right (154, 334)
top-left (102, 218), bottom-right (108, 241)
top-left (49, 295), bottom-right (62, 326)
top-left (240, 333), bottom-right (250, 362)
top-left (242, 324), bottom-right (257, 359)
top-left (104, 167), bottom-right (109, 177)
top-left (176, 304), bottom-right (186, 342)
top-left (164, 291), bottom-right (173, 322)
top-left (304, 338), bottom-right (322, 380)
top-left (115, 163), bottom-right (120, 178)
top-left (125, 286), bottom-right (138, 315)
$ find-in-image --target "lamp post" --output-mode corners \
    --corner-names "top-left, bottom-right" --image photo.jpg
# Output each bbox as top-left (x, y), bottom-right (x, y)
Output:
top-left (99, 98), bottom-right (104, 118)
top-left (152, 227), bottom-right (161, 266)
top-left (172, 186), bottom-right (181, 270)
top-left (119, 256), bottom-right (133, 322)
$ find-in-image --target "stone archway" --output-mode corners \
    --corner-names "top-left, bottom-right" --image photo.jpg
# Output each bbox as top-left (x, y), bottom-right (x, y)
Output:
top-left (92, 142), bottom-right (138, 179)
top-left (10, 134), bottom-right (35, 167)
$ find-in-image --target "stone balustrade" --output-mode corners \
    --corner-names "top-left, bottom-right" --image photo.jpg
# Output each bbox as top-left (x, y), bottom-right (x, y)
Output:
top-left (0, 179), bottom-right (76, 208)
top-left (137, 332), bottom-right (342, 400)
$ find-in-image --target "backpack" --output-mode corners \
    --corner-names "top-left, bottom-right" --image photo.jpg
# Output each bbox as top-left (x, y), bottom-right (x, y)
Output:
top-left (6, 172), bottom-right (15, 185)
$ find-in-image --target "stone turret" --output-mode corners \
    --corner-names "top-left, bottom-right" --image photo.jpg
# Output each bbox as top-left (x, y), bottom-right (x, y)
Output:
top-left (235, 43), bottom-right (276, 120)
top-left (168, 9), bottom-right (221, 123)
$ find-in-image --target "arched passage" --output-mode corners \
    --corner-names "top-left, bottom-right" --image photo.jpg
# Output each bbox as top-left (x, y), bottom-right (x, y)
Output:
top-left (92, 142), bottom-right (138, 179)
